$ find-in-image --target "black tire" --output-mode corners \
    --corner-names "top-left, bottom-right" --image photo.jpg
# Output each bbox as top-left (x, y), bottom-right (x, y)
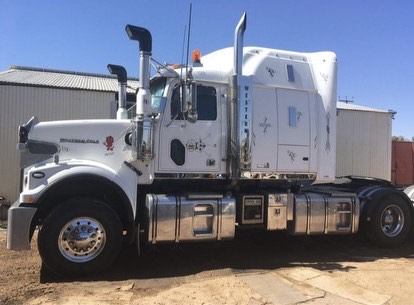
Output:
top-left (365, 194), bottom-right (412, 247)
top-left (38, 197), bottom-right (123, 277)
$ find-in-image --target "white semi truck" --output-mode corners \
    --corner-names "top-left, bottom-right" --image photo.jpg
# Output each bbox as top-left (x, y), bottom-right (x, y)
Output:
top-left (7, 13), bottom-right (414, 276)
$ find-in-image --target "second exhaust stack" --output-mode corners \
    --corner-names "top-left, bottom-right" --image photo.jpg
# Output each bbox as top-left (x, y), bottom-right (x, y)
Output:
top-left (107, 64), bottom-right (128, 120)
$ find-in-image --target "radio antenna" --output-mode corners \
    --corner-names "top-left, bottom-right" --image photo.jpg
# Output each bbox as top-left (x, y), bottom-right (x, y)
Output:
top-left (180, 25), bottom-right (187, 80)
top-left (185, 3), bottom-right (192, 84)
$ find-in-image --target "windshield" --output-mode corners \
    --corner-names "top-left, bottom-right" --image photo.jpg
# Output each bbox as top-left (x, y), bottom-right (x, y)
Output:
top-left (150, 77), bottom-right (167, 113)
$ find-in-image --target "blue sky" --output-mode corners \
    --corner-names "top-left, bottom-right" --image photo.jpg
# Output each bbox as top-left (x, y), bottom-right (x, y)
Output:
top-left (1, 0), bottom-right (414, 138)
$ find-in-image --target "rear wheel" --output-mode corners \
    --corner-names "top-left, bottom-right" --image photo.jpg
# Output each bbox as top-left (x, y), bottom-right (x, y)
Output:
top-left (365, 194), bottom-right (411, 247)
top-left (38, 198), bottom-right (123, 277)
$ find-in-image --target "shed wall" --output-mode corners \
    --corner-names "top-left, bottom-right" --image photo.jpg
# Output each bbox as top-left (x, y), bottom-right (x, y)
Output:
top-left (0, 85), bottom-right (116, 203)
top-left (336, 109), bottom-right (392, 181)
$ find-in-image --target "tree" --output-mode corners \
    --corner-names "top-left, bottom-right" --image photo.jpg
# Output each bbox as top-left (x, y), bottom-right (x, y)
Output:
top-left (392, 136), bottom-right (409, 142)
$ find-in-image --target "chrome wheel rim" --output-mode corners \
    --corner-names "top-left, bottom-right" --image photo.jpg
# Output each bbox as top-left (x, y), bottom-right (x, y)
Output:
top-left (380, 205), bottom-right (404, 237)
top-left (58, 217), bottom-right (106, 263)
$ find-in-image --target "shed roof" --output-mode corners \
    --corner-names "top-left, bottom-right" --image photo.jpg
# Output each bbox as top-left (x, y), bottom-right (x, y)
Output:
top-left (0, 66), bottom-right (139, 93)
top-left (337, 101), bottom-right (392, 114)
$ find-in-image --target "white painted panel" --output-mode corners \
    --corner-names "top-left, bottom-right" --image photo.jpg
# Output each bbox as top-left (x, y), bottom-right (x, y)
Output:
top-left (308, 93), bottom-right (319, 173)
top-left (251, 87), bottom-right (277, 171)
top-left (277, 145), bottom-right (310, 172)
top-left (277, 89), bottom-right (310, 146)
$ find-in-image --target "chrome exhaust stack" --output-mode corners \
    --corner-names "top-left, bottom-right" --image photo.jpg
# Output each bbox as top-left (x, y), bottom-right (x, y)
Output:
top-left (125, 25), bottom-right (152, 117)
top-left (229, 12), bottom-right (249, 180)
top-left (126, 25), bottom-right (154, 161)
top-left (107, 64), bottom-right (128, 120)
top-left (233, 12), bottom-right (247, 77)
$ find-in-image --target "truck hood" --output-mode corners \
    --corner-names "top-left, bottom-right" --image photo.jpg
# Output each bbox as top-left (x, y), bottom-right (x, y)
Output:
top-left (24, 118), bottom-right (134, 167)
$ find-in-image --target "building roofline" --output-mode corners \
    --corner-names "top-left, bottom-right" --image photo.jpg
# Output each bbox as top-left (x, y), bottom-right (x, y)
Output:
top-left (0, 65), bottom-right (139, 93)
top-left (337, 101), bottom-right (392, 114)
top-left (8, 65), bottom-right (139, 81)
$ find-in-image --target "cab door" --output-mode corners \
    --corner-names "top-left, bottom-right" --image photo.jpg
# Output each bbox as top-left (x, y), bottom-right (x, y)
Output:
top-left (276, 88), bottom-right (311, 172)
top-left (158, 83), bottom-right (222, 173)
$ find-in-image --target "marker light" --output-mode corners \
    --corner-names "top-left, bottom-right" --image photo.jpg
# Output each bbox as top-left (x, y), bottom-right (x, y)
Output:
top-left (192, 50), bottom-right (201, 63)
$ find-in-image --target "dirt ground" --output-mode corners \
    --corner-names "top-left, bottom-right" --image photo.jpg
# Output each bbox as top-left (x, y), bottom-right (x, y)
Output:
top-left (1, 228), bottom-right (414, 305)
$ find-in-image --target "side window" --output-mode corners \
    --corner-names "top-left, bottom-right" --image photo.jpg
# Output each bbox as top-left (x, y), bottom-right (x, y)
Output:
top-left (197, 85), bottom-right (217, 121)
top-left (150, 77), bottom-right (167, 113)
top-left (170, 87), bottom-right (184, 120)
top-left (170, 85), bottom-right (217, 121)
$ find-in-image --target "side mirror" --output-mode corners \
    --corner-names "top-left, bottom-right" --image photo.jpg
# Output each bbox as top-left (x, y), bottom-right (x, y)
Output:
top-left (180, 82), bottom-right (188, 113)
top-left (187, 83), bottom-right (198, 123)
top-left (180, 82), bottom-right (198, 123)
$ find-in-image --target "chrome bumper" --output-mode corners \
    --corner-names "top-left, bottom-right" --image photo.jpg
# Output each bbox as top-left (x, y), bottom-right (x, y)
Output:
top-left (7, 201), bottom-right (37, 250)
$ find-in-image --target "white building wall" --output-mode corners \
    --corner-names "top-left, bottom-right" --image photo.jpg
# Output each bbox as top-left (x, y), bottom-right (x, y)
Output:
top-left (0, 85), bottom-right (116, 203)
top-left (336, 108), bottom-right (392, 181)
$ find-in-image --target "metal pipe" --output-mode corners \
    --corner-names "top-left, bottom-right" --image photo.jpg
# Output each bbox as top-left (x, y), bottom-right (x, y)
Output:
top-left (125, 25), bottom-right (155, 161)
top-left (228, 13), bottom-right (247, 180)
top-left (125, 25), bottom-right (152, 116)
top-left (107, 64), bottom-right (128, 120)
top-left (233, 12), bottom-right (247, 76)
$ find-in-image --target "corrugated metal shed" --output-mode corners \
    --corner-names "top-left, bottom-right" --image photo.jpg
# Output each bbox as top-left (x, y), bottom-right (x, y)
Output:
top-left (0, 66), bottom-right (139, 92)
top-left (0, 66), bottom-right (139, 203)
top-left (336, 102), bottom-right (393, 181)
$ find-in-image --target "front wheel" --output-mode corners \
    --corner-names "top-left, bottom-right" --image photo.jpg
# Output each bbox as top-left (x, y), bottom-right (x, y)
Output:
top-left (365, 194), bottom-right (412, 247)
top-left (38, 198), bottom-right (123, 277)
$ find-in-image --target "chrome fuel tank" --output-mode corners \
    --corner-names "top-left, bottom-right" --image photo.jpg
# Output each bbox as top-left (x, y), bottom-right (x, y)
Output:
top-left (288, 192), bottom-right (359, 235)
top-left (146, 193), bottom-right (236, 244)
